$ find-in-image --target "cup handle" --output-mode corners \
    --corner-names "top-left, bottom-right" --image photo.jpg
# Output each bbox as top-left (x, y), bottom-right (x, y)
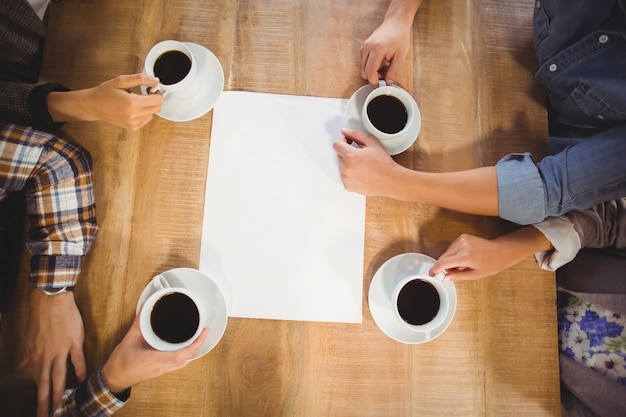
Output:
top-left (377, 80), bottom-right (386, 88)
top-left (151, 274), bottom-right (171, 291)
top-left (148, 84), bottom-right (170, 98)
top-left (433, 270), bottom-right (447, 282)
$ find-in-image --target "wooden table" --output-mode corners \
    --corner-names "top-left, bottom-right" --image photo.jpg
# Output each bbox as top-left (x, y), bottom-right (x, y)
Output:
top-left (0, 0), bottom-right (560, 415)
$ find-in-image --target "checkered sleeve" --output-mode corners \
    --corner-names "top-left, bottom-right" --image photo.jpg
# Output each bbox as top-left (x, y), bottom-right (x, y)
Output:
top-left (0, 123), bottom-right (97, 289)
top-left (53, 369), bottom-right (131, 417)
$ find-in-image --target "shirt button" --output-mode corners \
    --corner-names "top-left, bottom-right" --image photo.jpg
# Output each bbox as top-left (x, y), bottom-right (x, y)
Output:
top-left (535, 1), bottom-right (541, 8)
top-left (599, 34), bottom-right (609, 44)
top-left (549, 63), bottom-right (558, 72)
top-left (597, 115), bottom-right (605, 120)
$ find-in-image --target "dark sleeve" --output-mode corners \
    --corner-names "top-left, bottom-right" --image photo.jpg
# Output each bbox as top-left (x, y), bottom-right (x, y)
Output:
top-left (0, 80), bottom-right (69, 131)
top-left (568, 199), bottom-right (626, 251)
top-left (27, 83), bottom-right (70, 130)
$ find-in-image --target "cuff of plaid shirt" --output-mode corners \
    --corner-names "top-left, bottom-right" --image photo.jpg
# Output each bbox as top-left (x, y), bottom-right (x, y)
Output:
top-left (29, 254), bottom-right (83, 290)
top-left (80, 369), bottom-right (131, 415)
top-left (54, 369), bottom-right (130, 417)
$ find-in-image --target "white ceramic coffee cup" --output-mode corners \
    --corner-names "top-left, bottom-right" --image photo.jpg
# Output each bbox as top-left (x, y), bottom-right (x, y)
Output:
top-left (362, 80), bottom-right (418, 153)
top-left (144, 40), bottom-right (199, 99)
top-left (139, 275), bottom-right (205, 351)
top-left (391, 272), bottom-right (449, 338)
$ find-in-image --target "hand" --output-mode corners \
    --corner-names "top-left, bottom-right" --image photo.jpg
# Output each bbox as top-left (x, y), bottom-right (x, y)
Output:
top-left (20, 290), bottom-right (86, 417)
top-left (101, 313), bottom-right (209, 394)
top-left (361, 19), bottom-right (412, 87)
top-left (428, 234), bottom-right (512, 281)
top-left (429, 229), bottom-right (552, 281)
top-left (48, 73), bottom-right (165, 130)
top-left (333, 128), bottom-right (404, 197)
top-left (360, 0), bottom-right (423, 86)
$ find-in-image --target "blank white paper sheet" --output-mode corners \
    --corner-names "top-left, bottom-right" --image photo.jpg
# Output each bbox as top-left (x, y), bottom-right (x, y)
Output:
top-left (199, 91), bottom-right (365, 323)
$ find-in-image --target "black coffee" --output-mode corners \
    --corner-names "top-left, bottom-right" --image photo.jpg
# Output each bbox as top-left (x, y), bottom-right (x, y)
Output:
top-left (366, 95), bottom-right (408, 134)
top-left (150, 292), bottom-right (200, 344)
top-left (396, 279), bottom-right (440, 325)
top-left (153, 50), bottom-right (192, 85)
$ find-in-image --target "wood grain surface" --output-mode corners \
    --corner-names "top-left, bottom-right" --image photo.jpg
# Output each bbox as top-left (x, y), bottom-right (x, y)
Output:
top-left (0, 1), bottom-right (560, 416)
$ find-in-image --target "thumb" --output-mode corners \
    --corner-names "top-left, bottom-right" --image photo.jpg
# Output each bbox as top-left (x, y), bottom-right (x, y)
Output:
top-left (429, 262), bottom-right (444, 277)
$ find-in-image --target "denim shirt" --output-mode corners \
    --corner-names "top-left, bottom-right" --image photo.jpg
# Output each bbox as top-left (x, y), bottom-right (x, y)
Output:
top-left (496, 0), bottom-right (626, 225)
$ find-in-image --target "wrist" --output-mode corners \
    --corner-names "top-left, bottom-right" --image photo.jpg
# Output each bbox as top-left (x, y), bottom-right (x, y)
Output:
top-left (101, 360), bottom-right (130, 394)
top-left (29, 288), bottom-right (75, 315)
top-left (38, 286), bottom-right (72, 296)
top-left (48, 89), bottom-right (97, 123)
top-left (384, 0), bottom-right (423, 27)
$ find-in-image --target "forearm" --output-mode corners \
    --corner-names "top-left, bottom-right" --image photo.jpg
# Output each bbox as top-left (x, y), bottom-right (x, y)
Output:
top-left (391, 166), bottom-right (500, 216)
top-left (430, 227), bottom-right (552, 280)
top-left (384, 0), bottom-right (424, 26)
top-left (24, 133), bottom-right (97, 286)
top-left (493, 226), bottom-right (553, 266)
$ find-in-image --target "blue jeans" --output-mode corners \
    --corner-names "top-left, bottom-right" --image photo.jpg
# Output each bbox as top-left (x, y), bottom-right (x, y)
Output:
top-left (496, 0), bottom-right (626, 225)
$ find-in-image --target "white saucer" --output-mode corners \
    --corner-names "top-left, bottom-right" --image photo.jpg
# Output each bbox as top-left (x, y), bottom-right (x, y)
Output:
top-left (136, 268), bottom-right (228, 359)
top-left (345, 84), bottom-right (421, 155)
top-left (368, 253), bottom-right (456, 344)
top-left (142, 42), bottom-right (224, 122)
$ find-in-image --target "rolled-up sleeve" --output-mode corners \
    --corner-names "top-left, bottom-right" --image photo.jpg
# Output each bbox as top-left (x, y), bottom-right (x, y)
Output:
top-left (0, 123), bottom-right (97, 289)
top-left (496, 153), bottom-right (546, 225)
top-left (532, 216), bottom-right (581, 271)
top-left (496, 125), bottom-right (626, 226)
top-left (531, 199), bottom-right (626, 271)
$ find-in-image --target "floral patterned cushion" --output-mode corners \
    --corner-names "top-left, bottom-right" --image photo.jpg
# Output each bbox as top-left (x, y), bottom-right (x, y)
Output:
top-left (558, 290), bottom-right (626, 385)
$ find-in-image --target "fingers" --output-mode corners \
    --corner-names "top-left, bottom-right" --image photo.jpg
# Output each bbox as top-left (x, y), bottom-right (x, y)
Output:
top-left (430, 258), bottom-right (457, 277)
top-left (340, 128), bottom-right (378, 148)
top-left (430, 258), bottom-right (474, 281)
top-left (37, 381), bottom-right (50, 417)
top-left (128, 115), bottom-right (155, 131)
top-left (36, 362), bottom-right (50, 417)
top-left (19, 349), bottom-right (31, 368)
top-left (123, 99), bottom-right (162, 131)
top-left (160, 328), bottom-right (211, 373)
top-left (429, 239), bottom-right (469, 278)
top-left (114, 73), bottom-right (160, 89)
top-left (70, 343), bottom-right (87, 383)
top-left (361, 49), bottom-right (386, 87)
top-left (333, 129), bottom-right (379, 159)
top-left (383, 60), bottom-right (402, 86)
top-left (50, 356), bottom-right (67, 412)
top-left (184, 328), bottom-right (210, 358)
top-left (29, 351), bottom-right (73, 416)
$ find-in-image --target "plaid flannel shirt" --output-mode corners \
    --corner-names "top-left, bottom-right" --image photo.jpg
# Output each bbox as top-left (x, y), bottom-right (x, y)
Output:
top-left (53, 369), bottom-right (130, 417)
top-left (1, 3), bottom-right (129, 415)
top-left (0, 122), bottom-right (97, 289)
